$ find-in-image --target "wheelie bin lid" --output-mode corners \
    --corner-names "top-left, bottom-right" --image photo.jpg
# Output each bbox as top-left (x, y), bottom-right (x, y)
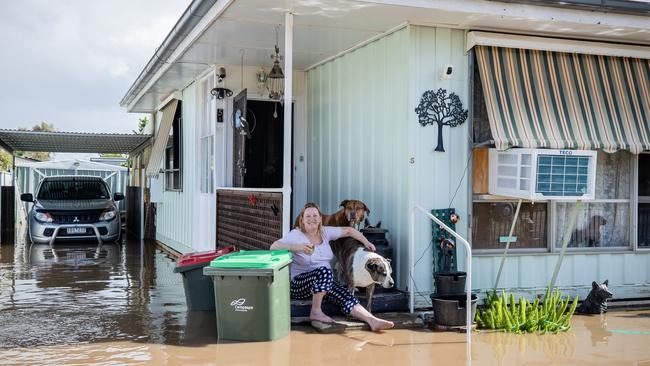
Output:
top-left (208, 250), bottom-right (292, 269)
top-left (174, 245), bottom-right (237, 273)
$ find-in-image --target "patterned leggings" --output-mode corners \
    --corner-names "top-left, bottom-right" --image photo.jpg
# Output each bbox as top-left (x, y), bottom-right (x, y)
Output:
top-left (290, 266), bottom-right (359, 315)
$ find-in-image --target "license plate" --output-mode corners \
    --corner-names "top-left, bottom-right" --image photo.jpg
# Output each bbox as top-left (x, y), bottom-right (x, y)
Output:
top-left (67, 227), bottom-right (86, 234)
top-left (68, 251), bottom-right (86, 260)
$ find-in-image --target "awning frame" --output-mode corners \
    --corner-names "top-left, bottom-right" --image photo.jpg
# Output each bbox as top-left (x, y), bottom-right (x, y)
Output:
top-left (145, 99), bottom-right (180, 178)
top-left (467, 31), bottom-right (650, 60)
top-left (0, 130), bottom-right (152, 154)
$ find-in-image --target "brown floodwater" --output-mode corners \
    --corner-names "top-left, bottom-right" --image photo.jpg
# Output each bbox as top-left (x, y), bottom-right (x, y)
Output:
top-left (1, 233), bottom-right (650, 365)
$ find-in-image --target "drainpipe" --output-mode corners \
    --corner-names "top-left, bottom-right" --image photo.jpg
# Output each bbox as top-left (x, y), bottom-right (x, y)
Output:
top-left (282, 12), bottom-right (293, 235)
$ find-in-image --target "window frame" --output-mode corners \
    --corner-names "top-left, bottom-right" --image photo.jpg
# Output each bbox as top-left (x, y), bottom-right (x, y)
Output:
top-left (197, 73), bottom-right (215, 194)
top-left (636, 152), bottom-right (650, 252)
top-left (164, 101), bottom-right (183, 192)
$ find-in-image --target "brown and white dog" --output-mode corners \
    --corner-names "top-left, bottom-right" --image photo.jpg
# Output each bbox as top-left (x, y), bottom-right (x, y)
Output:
top-left (293, 199), bottom-right (370, 229)
top-left (331, 237), bottom-right (394, 313)
top-left (322, 200), bottom-right (370, 228)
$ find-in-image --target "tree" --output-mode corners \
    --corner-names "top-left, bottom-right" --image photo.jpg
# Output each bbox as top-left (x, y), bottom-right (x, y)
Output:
top-left (16, 122), bottom-right (57, 161)
top-left (415, 88), bottom-right (468, 152)
top-left (133, 116), bottom-right (148, 134)
top-left (0, 149), bottom-right (11, 171)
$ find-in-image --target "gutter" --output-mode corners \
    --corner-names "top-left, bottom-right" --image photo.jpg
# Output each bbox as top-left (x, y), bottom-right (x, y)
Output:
top-left (119, 0), bottom-right (217, 108)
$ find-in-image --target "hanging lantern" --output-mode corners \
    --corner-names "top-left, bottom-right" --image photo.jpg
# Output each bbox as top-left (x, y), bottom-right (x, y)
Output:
top-left (268, 45), bottom-right (284, 101)
top-left (267, 28), bottom-right (284, 102)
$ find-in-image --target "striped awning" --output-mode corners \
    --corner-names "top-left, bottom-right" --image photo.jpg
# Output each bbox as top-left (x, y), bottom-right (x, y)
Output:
top-left (145, 99), bottom-right (179, 177)
top-left (475, 46), bottom-right (650, 153)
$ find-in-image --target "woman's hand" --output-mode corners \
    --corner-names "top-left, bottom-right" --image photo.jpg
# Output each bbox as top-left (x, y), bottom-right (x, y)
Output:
top-left (340, 227), bottom-right (376, 251)
top-left (294, 243), bottom-right (315, 254)
top-left (363, 241), bottom-right (376, 251)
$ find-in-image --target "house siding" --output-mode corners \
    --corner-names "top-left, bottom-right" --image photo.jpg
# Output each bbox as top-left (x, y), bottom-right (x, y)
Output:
top-left (155, 83), bottom-right (197, 254)
top-left (307, 27), bottom-right (411, 289)
top-left (407, 26), bottom-right (471, 303)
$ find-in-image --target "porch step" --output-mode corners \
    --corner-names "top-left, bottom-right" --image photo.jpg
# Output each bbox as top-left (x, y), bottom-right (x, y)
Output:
top-left (290, 289), bottom-right (409, 318)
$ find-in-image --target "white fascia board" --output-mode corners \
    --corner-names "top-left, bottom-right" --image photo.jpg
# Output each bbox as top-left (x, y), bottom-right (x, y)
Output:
top-left (467, 31), bottom-right (650, 59)
top-left (127, 0), bottom-right (235, 113)
top-left (358, 0), bottom-right (650, 29)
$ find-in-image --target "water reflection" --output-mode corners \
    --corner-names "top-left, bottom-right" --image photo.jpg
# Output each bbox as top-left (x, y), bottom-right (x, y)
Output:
top-left (3, 233), bottom-right (650, 365)
top-left (0, 235), bottom-right (194, 348)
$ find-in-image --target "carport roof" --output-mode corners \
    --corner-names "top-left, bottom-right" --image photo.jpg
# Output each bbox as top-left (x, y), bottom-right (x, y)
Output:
top-left (0, 129), bottom-right (151, 154)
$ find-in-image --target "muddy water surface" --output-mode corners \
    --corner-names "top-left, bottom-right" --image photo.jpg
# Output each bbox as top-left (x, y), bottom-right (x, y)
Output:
top-left (1, 236), bottom-right (650, 365)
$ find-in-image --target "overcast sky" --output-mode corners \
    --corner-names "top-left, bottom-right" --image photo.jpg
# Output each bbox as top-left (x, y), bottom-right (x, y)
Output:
top-left (0, 0), bottom-right (190, 135)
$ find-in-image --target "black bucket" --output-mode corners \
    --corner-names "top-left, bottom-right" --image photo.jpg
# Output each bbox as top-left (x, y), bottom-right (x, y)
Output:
top-left (434, 271), bottom-right (466, 295)
top-left (429, 293), bottom-right (477, 326)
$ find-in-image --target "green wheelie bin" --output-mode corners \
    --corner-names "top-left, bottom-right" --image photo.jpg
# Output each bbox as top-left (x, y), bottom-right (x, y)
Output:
top-left (203, 250), bottom-right (292, 341)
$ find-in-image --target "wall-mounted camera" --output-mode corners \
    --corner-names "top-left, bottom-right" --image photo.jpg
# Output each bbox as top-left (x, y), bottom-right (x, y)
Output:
top-left (216, 67), bottom-right (227, 83)
top-left (440, 64), bottom-right (453, 80)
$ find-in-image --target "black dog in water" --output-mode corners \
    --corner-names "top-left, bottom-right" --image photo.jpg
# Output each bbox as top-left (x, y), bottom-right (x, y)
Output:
top-left (577, 280), bottom-right (613, 314)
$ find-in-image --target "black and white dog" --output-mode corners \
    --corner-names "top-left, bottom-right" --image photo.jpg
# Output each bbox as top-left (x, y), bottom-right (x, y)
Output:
top-left (331, 237), bottom-right (394, 313)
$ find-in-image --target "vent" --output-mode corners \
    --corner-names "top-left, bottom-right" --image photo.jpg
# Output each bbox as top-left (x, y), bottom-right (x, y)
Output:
top-left (488, 148), bottom-right (597, 201)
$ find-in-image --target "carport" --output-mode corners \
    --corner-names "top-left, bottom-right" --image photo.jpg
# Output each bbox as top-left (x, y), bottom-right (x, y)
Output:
top-left (0, 129), bottom-right (151, 243)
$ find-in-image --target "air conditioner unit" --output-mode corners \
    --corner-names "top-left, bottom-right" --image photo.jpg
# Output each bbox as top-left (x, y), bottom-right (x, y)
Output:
top-left (488, 148), bottom-right (597, 201)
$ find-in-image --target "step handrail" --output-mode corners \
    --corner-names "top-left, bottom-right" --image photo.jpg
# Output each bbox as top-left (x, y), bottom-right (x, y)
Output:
top-left (410, 205), bottom-right (472, 347)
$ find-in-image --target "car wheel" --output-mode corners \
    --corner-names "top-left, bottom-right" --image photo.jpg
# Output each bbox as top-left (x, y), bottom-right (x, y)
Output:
top-left (114, 229), bottom-right (122, 243)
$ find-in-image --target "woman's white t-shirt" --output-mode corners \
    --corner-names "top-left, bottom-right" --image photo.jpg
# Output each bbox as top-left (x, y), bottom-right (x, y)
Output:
top-left (279, 226), bottom-right (343, 280)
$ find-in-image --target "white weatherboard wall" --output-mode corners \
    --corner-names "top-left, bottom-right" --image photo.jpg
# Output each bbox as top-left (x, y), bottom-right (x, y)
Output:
top-left (154, 65), bottom-right (308, 254)
top-left (307, 26), bottom-right (470, 303)
top-left (155, 83), bottom-right (197, 254)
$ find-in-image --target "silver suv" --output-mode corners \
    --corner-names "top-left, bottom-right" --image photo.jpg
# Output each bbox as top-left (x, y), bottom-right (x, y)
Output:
top-left (21, 176), bottom-right (124, 244)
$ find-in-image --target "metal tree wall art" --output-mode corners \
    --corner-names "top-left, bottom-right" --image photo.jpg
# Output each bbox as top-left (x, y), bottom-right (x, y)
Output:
top-left (415, 88), bottom-right (468, 152)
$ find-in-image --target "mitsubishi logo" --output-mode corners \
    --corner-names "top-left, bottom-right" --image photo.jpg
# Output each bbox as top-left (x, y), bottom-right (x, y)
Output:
top-left (72, 216), bottom-right (80, 223)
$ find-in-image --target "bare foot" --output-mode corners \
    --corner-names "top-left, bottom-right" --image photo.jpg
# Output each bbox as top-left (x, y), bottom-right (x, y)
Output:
top-left (367, 317), bottom-right (394, 331)
top-left (310, 310), bottom-right (335, 323)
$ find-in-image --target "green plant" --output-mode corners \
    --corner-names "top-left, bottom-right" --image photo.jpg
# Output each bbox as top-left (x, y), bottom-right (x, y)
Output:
top-left (475, 287), bottom-right (578, 334)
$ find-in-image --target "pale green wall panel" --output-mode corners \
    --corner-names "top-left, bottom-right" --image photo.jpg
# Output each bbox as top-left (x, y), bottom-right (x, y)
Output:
top-left (474, 253), bottom-right (650, 300)
top-left (307, 28), bottom-right (410, 288)
top-left (408, 25), bottom-right (470, 299)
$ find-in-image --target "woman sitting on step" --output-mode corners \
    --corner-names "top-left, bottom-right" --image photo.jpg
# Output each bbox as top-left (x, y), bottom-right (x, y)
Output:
top-left (270, 202), bottom-right (394, 331)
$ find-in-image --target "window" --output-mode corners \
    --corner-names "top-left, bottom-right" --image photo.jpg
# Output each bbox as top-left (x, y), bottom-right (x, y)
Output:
top-left (554, 151), bottom-right (631, 249)
top-left (165, 101), bottom-right (182, 191)
top-left (472, 201), bottom-right (548, 250)
top-left (198, 75), bottom-right (215, 194)
top-left (639, 154), bottom-right (650, 248)
top-left (472, 151), bottom-right (632, 251)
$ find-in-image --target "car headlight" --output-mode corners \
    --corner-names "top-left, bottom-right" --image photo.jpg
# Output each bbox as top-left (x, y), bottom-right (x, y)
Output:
top-left (34, 212), bottom-right (53, 223)
top-left (99, 209), bottom-right (116, 221)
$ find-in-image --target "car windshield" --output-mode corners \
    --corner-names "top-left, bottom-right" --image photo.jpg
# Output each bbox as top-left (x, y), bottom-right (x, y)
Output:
top-left (38, 180), bottom-right (110, 200)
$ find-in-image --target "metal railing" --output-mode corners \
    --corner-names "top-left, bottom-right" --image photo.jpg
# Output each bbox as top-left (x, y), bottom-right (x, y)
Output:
top-left (410, 205), bottom-right (472, 349)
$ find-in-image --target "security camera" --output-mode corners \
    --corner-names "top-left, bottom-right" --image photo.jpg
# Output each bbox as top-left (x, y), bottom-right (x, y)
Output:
top-left (441, 64), bottom-right (453, 80)
top-left (216, 67), bottom-right (226, 83)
